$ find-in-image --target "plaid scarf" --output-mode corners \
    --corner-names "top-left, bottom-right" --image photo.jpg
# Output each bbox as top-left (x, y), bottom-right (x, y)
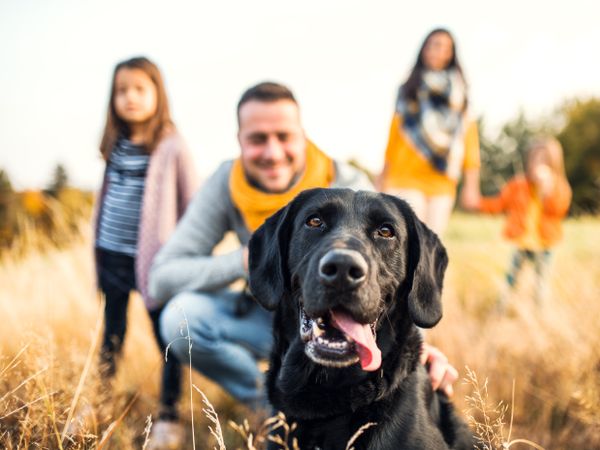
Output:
top-left (397, 69), bottom-right (467, 178)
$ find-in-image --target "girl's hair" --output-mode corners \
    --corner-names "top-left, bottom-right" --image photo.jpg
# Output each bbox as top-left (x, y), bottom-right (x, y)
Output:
top-left (527, 136), bottom-right (569, 181)
top-left (399, 28), bottom-right (468, 108)
top-left (99, 56), bottom-right (173, 160)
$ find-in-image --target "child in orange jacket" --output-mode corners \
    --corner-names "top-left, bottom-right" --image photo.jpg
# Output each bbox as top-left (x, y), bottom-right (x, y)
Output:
top-left (478, 137), bottom-right (571, 307)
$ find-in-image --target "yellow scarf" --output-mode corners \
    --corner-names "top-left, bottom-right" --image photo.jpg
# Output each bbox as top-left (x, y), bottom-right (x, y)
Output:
top-left (229, 141), bottom-right (334, 232)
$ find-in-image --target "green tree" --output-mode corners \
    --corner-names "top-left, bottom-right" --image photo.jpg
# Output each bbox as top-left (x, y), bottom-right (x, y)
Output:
top-left (46, 163), bottom-right (69, 196)
top-left (0, 169), bottom-right (15, 247)
top-left (0, 169), bottom-right (12, 193)
top-left (556, 98), bottom-right (600, 215)
top-left (478, 112), bottom-right (544, 196)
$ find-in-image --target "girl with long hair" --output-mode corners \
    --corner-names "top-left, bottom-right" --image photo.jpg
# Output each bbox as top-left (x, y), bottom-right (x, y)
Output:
top-left (93, 56), bottom-right (198, 446)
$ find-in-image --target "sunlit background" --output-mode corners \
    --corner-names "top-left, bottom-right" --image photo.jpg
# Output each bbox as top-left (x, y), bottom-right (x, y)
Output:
top-left (2, 2), bottom-right (600, 447)
top-left (1, 0), bottom-right (599, 189)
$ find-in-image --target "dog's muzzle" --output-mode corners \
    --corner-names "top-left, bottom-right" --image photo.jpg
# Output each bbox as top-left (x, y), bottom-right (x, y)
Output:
top-left (299, 305), bottom-right (381, 371)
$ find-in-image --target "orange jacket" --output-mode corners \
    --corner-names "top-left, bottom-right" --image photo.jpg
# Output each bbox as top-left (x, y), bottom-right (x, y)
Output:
top-left (479, 175), bottom-right (571, 248)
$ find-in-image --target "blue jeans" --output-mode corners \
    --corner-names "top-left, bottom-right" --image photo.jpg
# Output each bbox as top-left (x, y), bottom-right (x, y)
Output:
top-left (159, 289), bottom-right (273, 406)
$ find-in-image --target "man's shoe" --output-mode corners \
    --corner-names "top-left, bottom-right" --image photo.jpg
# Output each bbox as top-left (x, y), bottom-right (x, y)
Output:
top-left (65, 404), bottom-right (98, 436)
top-left (147, 419), bottom-right (185, 450)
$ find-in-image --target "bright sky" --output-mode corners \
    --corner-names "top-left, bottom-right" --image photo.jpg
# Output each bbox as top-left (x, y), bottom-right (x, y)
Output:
top-left (1, 0), bottom-right (598, 189)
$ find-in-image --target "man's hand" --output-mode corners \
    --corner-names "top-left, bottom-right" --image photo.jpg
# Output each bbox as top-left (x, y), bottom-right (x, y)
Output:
top-left (420, 343), bottom-right (458, 397)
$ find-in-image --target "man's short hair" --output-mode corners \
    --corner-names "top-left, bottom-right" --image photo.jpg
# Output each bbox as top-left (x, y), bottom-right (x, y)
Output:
top-left (237, 82), bottom-right (298, 124)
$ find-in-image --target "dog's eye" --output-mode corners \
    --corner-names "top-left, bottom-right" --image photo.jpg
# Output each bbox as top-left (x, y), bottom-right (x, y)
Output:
top-left (305, 215), bottom-right (324, 228)
top-left (376, 224), bottom-right (395, 238)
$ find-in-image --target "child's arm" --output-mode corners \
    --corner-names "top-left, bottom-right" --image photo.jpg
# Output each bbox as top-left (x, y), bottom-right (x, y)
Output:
top-left (479, 196), bottom-right (503, 213)
top-left (478, 184), bottom-right (508, 214)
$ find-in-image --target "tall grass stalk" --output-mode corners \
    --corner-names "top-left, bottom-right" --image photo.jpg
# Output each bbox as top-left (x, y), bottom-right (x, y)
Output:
top-left (60, 294), bottom-right (104, 444)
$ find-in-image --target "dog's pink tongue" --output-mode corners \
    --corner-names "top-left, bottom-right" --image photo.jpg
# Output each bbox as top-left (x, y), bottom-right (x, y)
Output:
top-left (329, 310), bottom-right (381, 371)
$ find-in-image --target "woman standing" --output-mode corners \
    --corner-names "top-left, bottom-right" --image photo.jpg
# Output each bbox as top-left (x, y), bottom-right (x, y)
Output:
top-left (379, 28), bottom-right (480, 235)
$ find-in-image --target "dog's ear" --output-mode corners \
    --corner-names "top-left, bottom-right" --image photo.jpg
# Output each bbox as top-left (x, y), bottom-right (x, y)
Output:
top-left (392, 196), bottom-right (448, 328)
top-left (248, 201), bottom-right (295, 311)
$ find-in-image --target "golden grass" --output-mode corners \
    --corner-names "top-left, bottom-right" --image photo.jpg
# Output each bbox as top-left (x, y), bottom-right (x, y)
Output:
top-left (1, 214), bottom-right (599, 449)
top-left (438, 213), bottom-right (600, 449)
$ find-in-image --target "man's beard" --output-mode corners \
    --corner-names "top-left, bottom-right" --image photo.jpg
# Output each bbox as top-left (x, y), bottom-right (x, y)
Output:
top-left (244, 165), bottom-right (304, 194)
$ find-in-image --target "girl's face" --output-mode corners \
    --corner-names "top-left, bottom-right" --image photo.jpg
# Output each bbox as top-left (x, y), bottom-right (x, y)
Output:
top-left (113, 68), bottom-right (158, 124)
top-left (527, 147), bottom-right (551, 180)
top-left (422, 32), bottom-right (454, 71)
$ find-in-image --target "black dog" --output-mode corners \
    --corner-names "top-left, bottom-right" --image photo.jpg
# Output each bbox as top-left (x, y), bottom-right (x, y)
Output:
top-left (248, 188), bottom-right (473, 450)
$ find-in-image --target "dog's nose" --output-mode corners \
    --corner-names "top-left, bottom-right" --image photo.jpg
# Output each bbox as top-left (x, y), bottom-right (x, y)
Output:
top-left (318, 249), bottom-right (368, 289)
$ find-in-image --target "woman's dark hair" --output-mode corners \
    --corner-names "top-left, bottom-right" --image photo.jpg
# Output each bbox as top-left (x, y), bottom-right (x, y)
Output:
top-left (99, 56), bottom-right (173, 160)
top-left (399, 28), bottom-right (467, 107)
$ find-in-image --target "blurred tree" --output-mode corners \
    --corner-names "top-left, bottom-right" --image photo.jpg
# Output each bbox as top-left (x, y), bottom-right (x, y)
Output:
top-left (0, 169), bottom-right (12, 193)
top-left (477, 99), bottom-right (600, 215)
top-left (477, 112), bottom-right (543, 196)
top-left (0, 167), bottom-right (94, 256)
top-left (556, 98), bottom-right (600, 215)
top-left (0, 169), bottom-right (16, 247)
top-left (46, 163), bottom-right (69, 197)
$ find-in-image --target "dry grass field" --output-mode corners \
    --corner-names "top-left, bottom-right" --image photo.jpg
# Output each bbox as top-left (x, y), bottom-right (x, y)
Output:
top-left (1, 214), bottom-right (599, 449)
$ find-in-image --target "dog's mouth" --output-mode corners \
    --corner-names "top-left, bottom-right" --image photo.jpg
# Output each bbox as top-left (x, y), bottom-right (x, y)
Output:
top-left (300, 306), bottom-right (382, 371)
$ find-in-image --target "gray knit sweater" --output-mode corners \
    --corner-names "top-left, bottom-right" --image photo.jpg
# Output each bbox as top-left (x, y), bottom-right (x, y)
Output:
top-left (148, 159), bottom-right (373, 305)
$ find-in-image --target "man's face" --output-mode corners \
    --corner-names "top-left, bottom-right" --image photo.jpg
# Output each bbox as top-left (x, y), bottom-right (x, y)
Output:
top-left (238, 99), bottom-right (306, 193)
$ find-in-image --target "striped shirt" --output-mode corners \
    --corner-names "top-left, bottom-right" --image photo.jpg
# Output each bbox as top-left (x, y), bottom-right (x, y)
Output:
top-left (96, 138), bottom-right (150, 256)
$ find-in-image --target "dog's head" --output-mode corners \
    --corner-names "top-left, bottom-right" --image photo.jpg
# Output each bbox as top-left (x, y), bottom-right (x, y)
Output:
top-left (249, 188), bottom-right (447, 373)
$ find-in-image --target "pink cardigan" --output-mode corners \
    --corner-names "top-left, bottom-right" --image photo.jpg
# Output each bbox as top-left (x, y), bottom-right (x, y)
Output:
top-left (94, 131), bottom-right (199, 310)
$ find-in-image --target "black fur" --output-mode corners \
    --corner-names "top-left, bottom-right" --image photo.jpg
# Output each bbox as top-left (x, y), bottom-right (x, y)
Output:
top-left (249, 188), bottom-right (473, 450)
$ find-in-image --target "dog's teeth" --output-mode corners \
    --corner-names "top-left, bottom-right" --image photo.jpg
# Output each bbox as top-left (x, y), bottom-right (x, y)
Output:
top-left (312, 321), bottom-right (325, 337)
